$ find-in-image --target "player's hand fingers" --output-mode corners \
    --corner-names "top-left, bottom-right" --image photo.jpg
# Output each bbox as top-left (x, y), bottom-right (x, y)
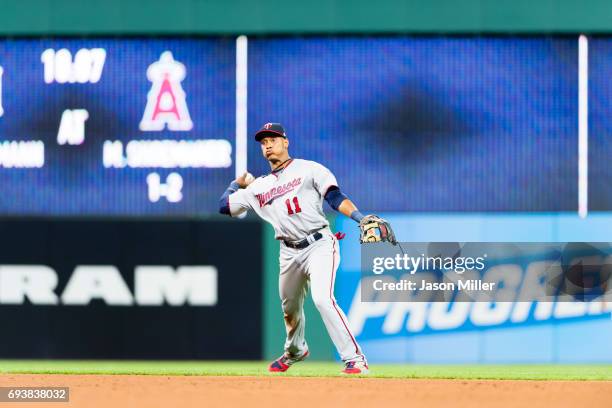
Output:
top-left (235, 172), bottom-right (253, 188)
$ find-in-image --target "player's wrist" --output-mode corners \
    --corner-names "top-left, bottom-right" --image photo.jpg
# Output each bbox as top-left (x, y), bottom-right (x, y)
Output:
top-left (350, 210), bottom-right (365, 223)
top-left (228, 181), bottom-right (241, 191)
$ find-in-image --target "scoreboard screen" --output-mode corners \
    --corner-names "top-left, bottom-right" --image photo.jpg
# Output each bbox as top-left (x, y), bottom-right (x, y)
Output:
top-left (0, 37), bottom-right (592, 215)
top-left (0, 38), bottom-right (236, 216)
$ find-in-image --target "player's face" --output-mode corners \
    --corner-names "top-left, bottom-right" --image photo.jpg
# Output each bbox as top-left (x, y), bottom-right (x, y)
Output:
top-left (260, 136), bottom-right (289, 163)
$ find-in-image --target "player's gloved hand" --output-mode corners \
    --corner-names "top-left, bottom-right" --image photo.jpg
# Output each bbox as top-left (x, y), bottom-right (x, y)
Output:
top-left (359, 214), bottom-right (397, 245)
top-left (234, 171), bottom-right (255, 188)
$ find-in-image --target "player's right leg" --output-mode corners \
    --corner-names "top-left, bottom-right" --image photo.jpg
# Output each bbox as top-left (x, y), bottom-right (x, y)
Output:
top-left (269, 245), bottom-right (309, 372)
top-left (306, 234), bottom-right (368, 374)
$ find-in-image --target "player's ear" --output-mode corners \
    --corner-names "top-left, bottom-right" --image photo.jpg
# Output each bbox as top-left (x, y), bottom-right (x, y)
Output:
top-left (284, 138), bottom-right (289, 149)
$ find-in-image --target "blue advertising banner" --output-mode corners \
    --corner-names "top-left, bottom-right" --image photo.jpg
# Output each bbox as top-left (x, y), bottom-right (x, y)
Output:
top-left (335, 213), bottom-right (612, 363)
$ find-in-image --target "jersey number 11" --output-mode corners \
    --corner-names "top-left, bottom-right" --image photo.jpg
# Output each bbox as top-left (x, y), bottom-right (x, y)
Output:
top-left (285, 197), bottom-right (302, 215)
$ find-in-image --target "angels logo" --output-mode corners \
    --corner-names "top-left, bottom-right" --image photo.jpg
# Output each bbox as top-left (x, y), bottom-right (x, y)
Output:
top-left (140, 51), bottom-right (193, 131)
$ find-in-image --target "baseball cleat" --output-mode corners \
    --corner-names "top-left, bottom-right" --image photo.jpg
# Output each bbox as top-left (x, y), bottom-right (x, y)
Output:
top-left (268, 350), bottom-right (309, 372)
top-left (342, 361), bottom-right (369, 375)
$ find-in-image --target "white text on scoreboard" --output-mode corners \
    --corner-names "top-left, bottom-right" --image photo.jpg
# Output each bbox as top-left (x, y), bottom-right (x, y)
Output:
top-left (41, 48), bottom-right (106, 84)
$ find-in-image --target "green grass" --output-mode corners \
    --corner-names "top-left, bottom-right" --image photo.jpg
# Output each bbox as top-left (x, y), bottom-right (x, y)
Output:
top-left (0, 361), bottom-right (611, 380)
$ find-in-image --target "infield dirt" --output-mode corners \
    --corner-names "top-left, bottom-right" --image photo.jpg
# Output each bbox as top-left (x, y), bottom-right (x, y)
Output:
top-left (1, 374), bottom-right (610, 408)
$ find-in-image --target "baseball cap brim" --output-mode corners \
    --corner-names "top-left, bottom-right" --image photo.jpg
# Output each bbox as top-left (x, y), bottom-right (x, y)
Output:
top-left (255, 130), bottom-right (287, 142)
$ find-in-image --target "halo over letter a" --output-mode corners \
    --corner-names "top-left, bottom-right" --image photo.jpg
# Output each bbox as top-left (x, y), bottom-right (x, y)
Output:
top-left (140, 51), bottom-right (193, 131)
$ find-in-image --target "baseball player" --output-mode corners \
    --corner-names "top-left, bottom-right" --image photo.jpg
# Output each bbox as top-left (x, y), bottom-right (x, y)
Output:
top-left (219, 123), bottom-right (395, 374)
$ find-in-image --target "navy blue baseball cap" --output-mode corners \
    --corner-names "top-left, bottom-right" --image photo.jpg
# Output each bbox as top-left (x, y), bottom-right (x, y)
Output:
top-left (255, 123), bottom-right (287, 141)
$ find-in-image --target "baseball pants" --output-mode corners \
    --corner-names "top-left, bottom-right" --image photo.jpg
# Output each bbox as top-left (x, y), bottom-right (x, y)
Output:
top-left (278, 228), bottom-right (366, 363)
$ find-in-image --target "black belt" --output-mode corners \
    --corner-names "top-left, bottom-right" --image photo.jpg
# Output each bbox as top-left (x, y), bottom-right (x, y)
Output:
top-left (283, 232), bottom-right (323, 249)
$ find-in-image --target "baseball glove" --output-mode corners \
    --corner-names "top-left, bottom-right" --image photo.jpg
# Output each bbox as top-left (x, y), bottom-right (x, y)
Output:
top-left (359, 214), bottom-right (397, 245)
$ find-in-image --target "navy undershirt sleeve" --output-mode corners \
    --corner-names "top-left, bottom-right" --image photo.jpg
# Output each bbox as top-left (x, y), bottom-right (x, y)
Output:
top-left (324, 186), bottom-right (347, 211)
top-left (324, 186), bottom-right (365, 223)
top-left (219, 181), bottom-right (241, 215)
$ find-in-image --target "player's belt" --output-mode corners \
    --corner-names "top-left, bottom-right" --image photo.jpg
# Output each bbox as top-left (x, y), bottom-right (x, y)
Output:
top-left (283, 232), bottom-right (323, 249)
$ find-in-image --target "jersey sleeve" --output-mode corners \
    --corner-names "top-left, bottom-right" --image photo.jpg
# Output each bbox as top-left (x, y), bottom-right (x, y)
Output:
top-left (311, 162), bottom-right (339, 197)
top-left (228, 188), bottom-right (252, 217)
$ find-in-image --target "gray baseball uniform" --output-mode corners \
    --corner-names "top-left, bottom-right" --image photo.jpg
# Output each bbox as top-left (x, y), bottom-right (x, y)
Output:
top-left (227, 158), bottom-right (366, 363)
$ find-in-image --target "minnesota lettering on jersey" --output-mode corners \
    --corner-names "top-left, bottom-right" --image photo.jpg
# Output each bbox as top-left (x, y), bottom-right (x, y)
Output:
top-left (255, 177), bottom-right (302, 207)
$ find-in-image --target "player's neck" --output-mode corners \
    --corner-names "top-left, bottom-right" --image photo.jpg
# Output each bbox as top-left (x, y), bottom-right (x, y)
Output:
top-left (269, 156), bottom-right (292, 173)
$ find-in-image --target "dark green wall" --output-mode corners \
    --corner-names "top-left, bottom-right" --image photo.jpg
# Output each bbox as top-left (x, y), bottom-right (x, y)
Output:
top-left (3, 0), bottom-right (612, 35)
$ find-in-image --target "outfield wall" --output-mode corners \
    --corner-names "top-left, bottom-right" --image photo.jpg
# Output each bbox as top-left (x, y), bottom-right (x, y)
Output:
top-left (0, 213), bottom-right (609, 362)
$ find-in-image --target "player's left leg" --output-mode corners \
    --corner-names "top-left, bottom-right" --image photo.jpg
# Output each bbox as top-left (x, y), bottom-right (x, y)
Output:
top-left (279, 258), bottom-right (309, 358)
top-left (269, 245), bottom-right (310, 372)
top-left (305, 232), bottom-right (368, 374)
